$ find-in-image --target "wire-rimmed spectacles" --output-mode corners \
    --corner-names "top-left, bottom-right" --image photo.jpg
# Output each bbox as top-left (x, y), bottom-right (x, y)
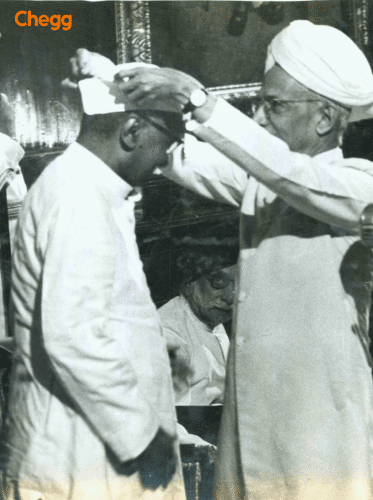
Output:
top-left (142, 115), bottom-right (184, 144)
top-left (141, 115), bottom-right (185, 155)
top-left (251, 96), bottom-right (324, 117)
top-left (205, 271), bottom-right (235, 290)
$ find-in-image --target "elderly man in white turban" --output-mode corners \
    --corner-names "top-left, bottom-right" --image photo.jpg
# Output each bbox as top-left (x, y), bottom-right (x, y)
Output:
top-left (116, 21), bottom-right (373, 500)
top-left (3, 50), bottom-right (186, 500)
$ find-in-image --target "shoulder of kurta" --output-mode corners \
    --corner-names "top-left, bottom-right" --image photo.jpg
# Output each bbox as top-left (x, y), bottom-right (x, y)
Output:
top-left (158, 297), bottom-right (194, 343)
top-left (27, 155), bottom-right (107, 217)
top-left (338, 156), bottom-right (373, 175)
top-left (158, 297), bottom-right (185, 330)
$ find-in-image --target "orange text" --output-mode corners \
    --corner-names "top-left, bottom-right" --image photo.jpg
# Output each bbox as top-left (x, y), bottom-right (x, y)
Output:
top-left (15, 11), bottom-right (72, 31)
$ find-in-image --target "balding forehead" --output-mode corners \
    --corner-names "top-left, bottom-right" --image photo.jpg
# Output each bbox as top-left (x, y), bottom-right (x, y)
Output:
top-left (262, 64), bottom-right (319, 99)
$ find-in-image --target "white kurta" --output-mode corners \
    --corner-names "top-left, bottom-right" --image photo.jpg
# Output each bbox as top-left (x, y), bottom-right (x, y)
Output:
top-left (0, 133), bottom-right (26, 340)
top-left (159, 295), bottom-right (229, 406)
top-left (159, 295), bottom-right (229, 445)
top-left (6, 143), bottom-right (185, 500)
top-left (164, 98), bottom-right (373, 499)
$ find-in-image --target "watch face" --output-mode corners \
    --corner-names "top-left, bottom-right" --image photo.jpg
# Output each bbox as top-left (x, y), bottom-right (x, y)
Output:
top-left (191, 89), bottom-right (207, 108)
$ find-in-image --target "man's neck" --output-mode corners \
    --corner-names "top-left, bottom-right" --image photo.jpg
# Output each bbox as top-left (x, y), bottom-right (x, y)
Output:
top-left (300, 137), bottom-right (339, 158)
top-left (77, 135), bottom-right (113, 168)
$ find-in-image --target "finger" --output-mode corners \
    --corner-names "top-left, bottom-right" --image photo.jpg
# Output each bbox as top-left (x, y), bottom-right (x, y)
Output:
top-left (114, 68), bottom-right (143, 81)
top-left (135, 93), bottom-right (157, 106)
top-left (69, 56), bottom-right (80, 78)
top-left (61, 78), bottom-right (79, 90)
top-left (119, 87), bottom-right (155, 106)
top-left (116, 79), bottom-right (139, 94)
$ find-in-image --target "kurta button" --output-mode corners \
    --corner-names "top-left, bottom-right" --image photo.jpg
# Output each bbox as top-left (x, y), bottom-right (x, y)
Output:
top-left (238, 291), bottom-right (246, 302)
top-left (236, 336), bottom-right (244, 346)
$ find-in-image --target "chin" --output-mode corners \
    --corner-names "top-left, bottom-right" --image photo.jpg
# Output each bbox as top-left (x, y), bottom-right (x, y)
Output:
top-left (210, 313), bottom-right (231, 326)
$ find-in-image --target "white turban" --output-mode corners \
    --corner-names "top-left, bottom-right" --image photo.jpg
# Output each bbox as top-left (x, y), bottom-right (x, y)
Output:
top-left (265, 20), bottom-right (373, 122)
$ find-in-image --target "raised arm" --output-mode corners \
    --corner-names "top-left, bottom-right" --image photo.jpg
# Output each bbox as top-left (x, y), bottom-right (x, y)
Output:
top-left (163, 134), bottom-right (248, 207)
top-left (117, 67), bottom-right (373, 233)
top-left (192, 97), bottom-right (373, 232)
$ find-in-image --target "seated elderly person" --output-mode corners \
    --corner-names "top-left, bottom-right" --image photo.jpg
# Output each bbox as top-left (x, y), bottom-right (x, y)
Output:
top-left (159, 247), bottom-right (236, 410)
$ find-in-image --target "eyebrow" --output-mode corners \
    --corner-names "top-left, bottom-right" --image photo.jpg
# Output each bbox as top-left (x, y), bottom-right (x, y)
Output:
top-left (142, 116), bottom-right (183, 142)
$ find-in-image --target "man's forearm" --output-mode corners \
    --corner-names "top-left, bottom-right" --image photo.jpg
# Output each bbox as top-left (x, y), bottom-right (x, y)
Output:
top-left (187, 98), bottom-right (373, 232)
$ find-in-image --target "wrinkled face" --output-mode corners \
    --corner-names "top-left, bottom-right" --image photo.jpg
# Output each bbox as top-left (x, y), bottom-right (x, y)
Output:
top-left (186, 266), bottom-right (236, 330)
top-left (124, 114), bottom-right (175, 186)
top-left (253, 65), bottom-right (323, 154)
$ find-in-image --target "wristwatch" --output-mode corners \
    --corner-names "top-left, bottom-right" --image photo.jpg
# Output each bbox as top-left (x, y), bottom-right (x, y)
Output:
top-left (183, 88), bottom-right (208, 114)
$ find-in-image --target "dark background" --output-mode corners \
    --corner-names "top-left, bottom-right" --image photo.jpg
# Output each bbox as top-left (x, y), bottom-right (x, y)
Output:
top-left (149, 1), bottom-right (352, 87)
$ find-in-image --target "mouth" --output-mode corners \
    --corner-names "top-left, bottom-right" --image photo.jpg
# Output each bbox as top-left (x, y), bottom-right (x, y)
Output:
top-left (208, 305), bottom-right (232, 314)
top-left (209, 300), bottom-right (232, 308)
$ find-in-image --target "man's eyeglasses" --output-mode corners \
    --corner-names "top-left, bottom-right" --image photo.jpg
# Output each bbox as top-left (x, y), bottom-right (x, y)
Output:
top-left (205, 272), bottom-right (234, 290)
top-left (142, 115), bottom-right (184, 152)
top-left (251, 96), bottom-right (323, 118)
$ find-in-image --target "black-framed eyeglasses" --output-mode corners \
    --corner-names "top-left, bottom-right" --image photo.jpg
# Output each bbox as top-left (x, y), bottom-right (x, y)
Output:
top-left (205, 272), bottom-right (234, 290)
top-left (251, 96), bottom-right (324, 118)
top-left (142, 115), bottom-right (185, 147)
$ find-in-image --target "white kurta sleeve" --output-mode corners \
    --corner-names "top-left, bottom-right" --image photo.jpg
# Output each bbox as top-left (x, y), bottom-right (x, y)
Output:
top-left (0, 133), bottom-right (26, 340)
top-left (163, 134), bottom-right (248, 208)
top-left (40, 189), bottom-right (160, 463)
top-left (0, 133), bottom-right (24, 189)
top-left (0, 132), bottom-right (26, 244)
top-left (160, 319), bottom-right (192, 405)
top-left (191, 98), bottom-right (373, 232)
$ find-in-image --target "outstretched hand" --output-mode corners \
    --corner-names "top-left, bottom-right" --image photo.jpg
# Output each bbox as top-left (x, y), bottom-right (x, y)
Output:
top-left (62, 48), bottom-right (116, 89)
top-left (115, 67), bottom-right (203, 112)
top-left (168, 346), bottom-right (193, 395)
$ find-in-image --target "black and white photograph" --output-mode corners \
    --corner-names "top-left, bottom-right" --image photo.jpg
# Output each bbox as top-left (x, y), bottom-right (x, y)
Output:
top-left (0, 1), bottom-right (373, 499)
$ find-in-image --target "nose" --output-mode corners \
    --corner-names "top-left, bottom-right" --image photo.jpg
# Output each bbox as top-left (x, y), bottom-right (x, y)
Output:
top-left (222, 281), bottom-right (235, 306)
top-left (253, 103), bottom-right (268, 127)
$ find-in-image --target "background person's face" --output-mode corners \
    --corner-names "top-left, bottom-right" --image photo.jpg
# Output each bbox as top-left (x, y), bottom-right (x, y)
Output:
top-left (253, 65), bottom-right (322, 155)
top-left (186, 267), bottom-right (235, 330)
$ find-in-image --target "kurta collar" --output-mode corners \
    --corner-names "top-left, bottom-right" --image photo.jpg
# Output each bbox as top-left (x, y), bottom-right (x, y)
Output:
top-left (313, 147), bottom-right (343, 165)
top-left (65, 142), bottom-right (133, 200)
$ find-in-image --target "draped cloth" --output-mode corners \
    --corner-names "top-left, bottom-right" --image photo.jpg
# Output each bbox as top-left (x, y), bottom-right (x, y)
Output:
top-left (164, 97), bottom-right (373, 499)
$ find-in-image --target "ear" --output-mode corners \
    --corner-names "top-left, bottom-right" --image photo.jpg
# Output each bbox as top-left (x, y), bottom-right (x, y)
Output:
top-left (119, 113), bottom-right (142, 151)
top-left (315, 103), bottom-right (338, 136)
